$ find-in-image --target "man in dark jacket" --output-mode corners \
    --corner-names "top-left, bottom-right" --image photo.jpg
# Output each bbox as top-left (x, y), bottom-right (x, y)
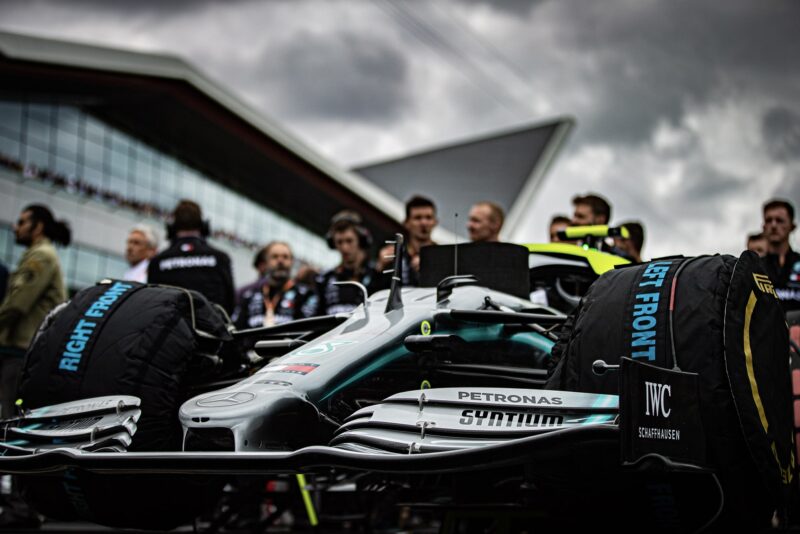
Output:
top-left (315, 211), bottom-right (378, 316)
top-left (148, 200), bottom-right (235, 314)
top-left (232, 241), bottom-right (315, 329)
top-left (376, 195), bottom-right (437, 287)
top-left (761, 199), bottom-right (799, 313)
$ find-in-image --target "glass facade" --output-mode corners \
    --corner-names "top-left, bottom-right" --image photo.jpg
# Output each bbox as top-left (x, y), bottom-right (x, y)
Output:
top-left (0, 99), bottom-right (338, 289)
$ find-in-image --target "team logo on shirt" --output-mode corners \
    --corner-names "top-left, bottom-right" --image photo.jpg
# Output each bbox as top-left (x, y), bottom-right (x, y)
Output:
top-left (180, 243), bottom-right (194, 252)
top-left (792, 262), bottom-right (800, 283)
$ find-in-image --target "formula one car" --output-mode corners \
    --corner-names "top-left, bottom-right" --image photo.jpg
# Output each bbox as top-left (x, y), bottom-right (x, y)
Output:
top-left (0, 237), bottom-right (793, 532)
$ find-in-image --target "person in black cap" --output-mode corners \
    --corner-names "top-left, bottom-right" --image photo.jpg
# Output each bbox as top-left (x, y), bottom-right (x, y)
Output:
top-left (314, 210), bottom-right (379, 316)
top-left (147, 200), bottom-right (235, 314)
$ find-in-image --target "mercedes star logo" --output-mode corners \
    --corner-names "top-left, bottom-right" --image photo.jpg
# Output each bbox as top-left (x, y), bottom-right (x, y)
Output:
top-left (196, 391), bottom-right (255, 407)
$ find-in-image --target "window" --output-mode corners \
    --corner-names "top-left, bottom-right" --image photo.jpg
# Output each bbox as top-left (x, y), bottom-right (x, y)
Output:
top-left (0, 101), bottom-right (22, 137)
top-left (25, 117), bottom-right (51, 150)
top-left (24, 145), bottom-right (50, 170)
top-left (84, 116), bottom-right (106, 144)
top-left (55, 129), bottom-right (80, 161)
top-left (0, 134), bottom-right (21, 161)
top-left (56, 106), bottom-right (80, 137)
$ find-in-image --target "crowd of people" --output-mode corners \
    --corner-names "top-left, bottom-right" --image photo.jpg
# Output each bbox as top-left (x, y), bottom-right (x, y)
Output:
top-left (118, 195), bottom-right (515, 330)
top-left (111, 192), bottom-right (800, 327)
top-left (0, 194), bottom-right (798, 417)
top-left (3, 193), bottom-right (798, 341)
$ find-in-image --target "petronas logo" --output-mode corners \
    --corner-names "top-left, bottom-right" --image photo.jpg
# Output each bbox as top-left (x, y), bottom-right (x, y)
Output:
top-left (753, 273), bottom-right (778, 298)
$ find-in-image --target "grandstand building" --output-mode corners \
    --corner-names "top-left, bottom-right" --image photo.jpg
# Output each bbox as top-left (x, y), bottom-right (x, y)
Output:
top-left (0, 31), bottom-right (405, 291)
top-left (0, 31), bottom-right (570, 294)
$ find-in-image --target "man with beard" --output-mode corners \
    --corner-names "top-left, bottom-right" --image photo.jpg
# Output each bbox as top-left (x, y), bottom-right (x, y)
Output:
top-left (0, 205), bottom-right (70, 528)
top-left (0, 205), bottom-right (70, 419)
top-left (232, 241), bottom-right (316, 328)
top-left (761, 199), bottom-right (800, 313)
top-left (377, 195), bottom-right (438, 286)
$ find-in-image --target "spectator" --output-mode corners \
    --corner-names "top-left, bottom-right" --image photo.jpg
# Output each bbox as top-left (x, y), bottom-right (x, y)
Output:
top-left (0, 205), bottom-right (70, 418)
top-left (746, 232), bottom-right (768, 256)
top-left (572, 193), bottom-right (611, 226)
top-left (236, 246), bottom-right (271, 306)
top-left (148, 200), bottom-right (235, 314)
top-left (615, 220), bottom-right (645, 263)
top-left (761, 199), bottom-right (799, 313)
top-left (315, 211), bottom-right (379, 315)
top-left (123, 224), bottom-right (159, 283)
top-left (295, 263), bottom-right (319, 289)
top-left (232, 242), bottom-right (316, 328)
top-left (377, 195), bottom-right (438, 286)
top-left (467, 201), bottom-right (504, 242)
top-left (548, 215), bottom-right (571, 242)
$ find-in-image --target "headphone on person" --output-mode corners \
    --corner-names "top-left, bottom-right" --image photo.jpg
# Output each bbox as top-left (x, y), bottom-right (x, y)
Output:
top-left (166, 219), bottom-right (211, 241)
top-left (325, 210), bottom-right (373, 250)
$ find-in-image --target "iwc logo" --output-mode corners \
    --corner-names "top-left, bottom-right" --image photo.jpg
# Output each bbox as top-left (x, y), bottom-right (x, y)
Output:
top-left (644, 381), bottom-right (671, 418)
top-left (639, 381), bottom-right (680, 441)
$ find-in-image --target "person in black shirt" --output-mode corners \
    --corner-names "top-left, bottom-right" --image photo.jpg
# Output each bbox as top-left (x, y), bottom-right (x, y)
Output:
top-left (232, 241), bottom-right (316, 328)
top-left (614, 220), bottom-right (645, 263)
top-left (235, 246), bottom-right (270, 307)
top-left (747, 232), bottom-right (768, 256)
top-left (315, 211), bottom-right (378, 316)
top-left (376, 195), bottom-right (438, 287)
top-left (148, 200), bottom-right (235, 314)
top-left (761, 199), bottom-right (800, 313)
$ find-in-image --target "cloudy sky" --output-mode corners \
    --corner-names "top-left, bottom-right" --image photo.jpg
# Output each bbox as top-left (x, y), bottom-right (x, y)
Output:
top-left (1, 0), bottom-right (798, 259)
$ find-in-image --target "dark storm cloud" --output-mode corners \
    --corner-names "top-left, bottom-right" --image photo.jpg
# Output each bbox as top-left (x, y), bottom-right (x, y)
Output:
top-left (258, 31), bottom-right (412, 123)
top-left (762, 107), bottom-right (800, 162)
top-left (455, 0), bottom-right (542, 17)
top-left (772, 172), bottom-right (800, 206)
top-left (46, 0), bottom-right (254, 16)
top-left (680, 164), bottom-right (748, 201)
top-left (543, 1), bottom-right (800, 146)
